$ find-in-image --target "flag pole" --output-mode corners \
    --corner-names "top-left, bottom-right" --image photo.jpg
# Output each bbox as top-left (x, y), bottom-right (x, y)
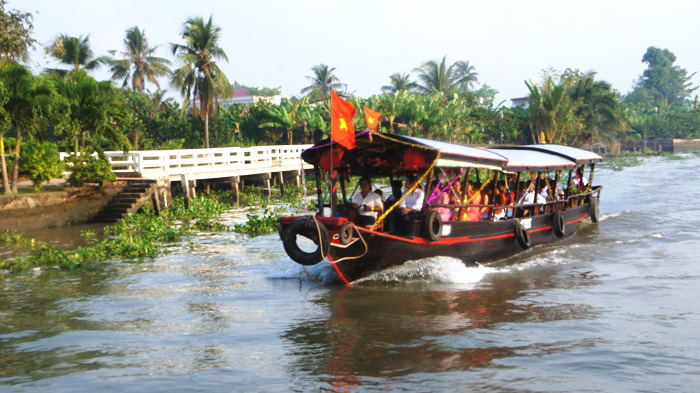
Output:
top-left (329, 89), bottom-right (337, 217)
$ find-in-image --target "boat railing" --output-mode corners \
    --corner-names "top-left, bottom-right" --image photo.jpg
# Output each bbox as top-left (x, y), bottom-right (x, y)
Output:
top-left (428, 185), bottom-right (603, 216)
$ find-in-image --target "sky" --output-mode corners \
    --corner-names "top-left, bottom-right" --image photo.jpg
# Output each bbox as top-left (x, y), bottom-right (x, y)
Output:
top-left (9, 0), bottom-right (700, 105)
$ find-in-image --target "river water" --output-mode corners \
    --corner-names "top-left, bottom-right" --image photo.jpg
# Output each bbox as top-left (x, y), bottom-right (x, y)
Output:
top-left (2, 155), bottom-right (700, 392)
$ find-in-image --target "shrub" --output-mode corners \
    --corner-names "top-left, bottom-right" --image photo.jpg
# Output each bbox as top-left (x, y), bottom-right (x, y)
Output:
top-left (66, 152), bottom-right (116, 187)
top-left (19, 141), bottom-right (64, 191)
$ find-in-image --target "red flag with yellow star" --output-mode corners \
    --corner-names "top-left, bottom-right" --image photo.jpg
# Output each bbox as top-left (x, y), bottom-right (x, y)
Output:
top-left (363, 106), bottom-right (382, 131)
top-left (330, 90), bottom-right (356, 150)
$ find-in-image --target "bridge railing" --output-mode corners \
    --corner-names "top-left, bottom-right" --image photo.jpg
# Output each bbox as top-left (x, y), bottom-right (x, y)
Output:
top-left (59, 144), bottom-right (313, 179)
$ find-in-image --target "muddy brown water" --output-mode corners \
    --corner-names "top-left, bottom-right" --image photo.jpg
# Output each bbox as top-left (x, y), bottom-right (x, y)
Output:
top-left (2, 155), bottom-right (700, 392)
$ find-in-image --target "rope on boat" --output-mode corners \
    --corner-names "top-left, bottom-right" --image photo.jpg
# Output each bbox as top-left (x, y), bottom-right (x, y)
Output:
top-left (308, 216), bottom-right (369, 265)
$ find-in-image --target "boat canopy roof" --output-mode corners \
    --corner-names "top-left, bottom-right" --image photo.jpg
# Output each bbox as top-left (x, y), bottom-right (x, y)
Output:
top-left (486, 148), bottom-right (576, 172)
top-left (396, 135), bottom-right (508, 170)
top-left (301, 131), bottom-right (597, 177)
top-left (498, 144), bottom-right (603, 164)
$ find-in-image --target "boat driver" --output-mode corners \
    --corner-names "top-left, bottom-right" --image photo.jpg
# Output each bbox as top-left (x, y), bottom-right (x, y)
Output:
top-left (352, 177), bottom-right (383, 227)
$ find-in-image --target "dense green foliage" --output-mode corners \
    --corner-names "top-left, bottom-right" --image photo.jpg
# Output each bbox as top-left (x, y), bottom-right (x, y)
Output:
top-left (1, 4), bottom-right (698, 197)
top-left (65, 153), bottom-right (116, 186)
top-left (19, 141), bottom-right (64, 190)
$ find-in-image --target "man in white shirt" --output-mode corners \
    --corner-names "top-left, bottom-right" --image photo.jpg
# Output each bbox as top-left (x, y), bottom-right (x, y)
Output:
top-left (352, 177), bottom-right (383, 226)
top-left (399, 175), bottom-right (425, 219)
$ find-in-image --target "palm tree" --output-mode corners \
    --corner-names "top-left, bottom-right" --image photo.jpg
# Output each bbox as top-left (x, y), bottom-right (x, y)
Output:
top-left (0, 63), bottom-right (57, 193)
top-left (52, 71), bottom-right (130, 154)
top-left (414, 56), bottom-right (458, 95)
top-left (381, 72), bottom-right (416, 93)
top-left (46, 34), bottom-right (104, 75)
top-left (259, 97), bottom-right (308, 144)
top-left (453, 60), bottom-right (479, 93)
top-left (301, 64), bottom-right (345, 99)
top-left (171, 16), bottom-right (231, 149)
top-left (104, 26), bottom-right (172, 92)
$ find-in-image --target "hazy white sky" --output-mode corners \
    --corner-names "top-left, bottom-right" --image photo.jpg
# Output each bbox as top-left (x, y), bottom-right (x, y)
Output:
top-left (10, 0), bottom-right (700, 104)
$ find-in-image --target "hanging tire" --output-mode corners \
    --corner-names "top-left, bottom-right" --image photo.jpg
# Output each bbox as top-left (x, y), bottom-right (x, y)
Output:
top-left (339, 222), bottom-right (353, 245)
top-left (553, 209), bottom-right (566, 238)
top-left (589, 197), bottom-right (600, 223)
top-left (422, 210), bottom-right (443, 241)
top-left (282, 217), bottom-right (330, 266)
top-left (515, 222), bottom-right (531, 249)
top-left (277, 220), bottom-right (284, 241)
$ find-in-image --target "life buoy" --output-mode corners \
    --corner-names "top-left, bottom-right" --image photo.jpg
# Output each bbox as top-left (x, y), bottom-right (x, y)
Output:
top-left (515, 222), bottom-right (531, 249)
top-left (422, 210), bottom-right (443, 241)
top-left (589, 197), bottom-right (600, 223)
top-left (339, 222), bottom-right (353, 245)
top-left (282, 217), bottom-right (330, 266)
top-left (553, 209), bottom-right (566, 238)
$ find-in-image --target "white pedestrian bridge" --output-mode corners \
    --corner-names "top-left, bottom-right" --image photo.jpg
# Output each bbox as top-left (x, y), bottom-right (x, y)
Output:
top-left (60, 144), bottom-right (313, 182)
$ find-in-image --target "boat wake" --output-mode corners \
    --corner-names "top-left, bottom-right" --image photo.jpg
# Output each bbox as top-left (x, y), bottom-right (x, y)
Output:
top-left (354, 257), bottom-right (498, 286)
top-left (267, 258), bottom-right (342, 284)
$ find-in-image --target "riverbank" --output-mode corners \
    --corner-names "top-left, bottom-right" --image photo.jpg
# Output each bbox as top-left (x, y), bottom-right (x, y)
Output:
top-left (0, 184), bottom-right (125, 232)
top-left (0, 186), bottom-right (309, 272)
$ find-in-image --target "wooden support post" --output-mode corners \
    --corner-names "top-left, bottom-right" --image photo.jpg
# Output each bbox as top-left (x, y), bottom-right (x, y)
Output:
top-left (265, 173), bottom-right (272, 197)
top-left (278, 171), bottom-right (285, 197)
top-left (180, 174), bottom-right (191, 209)
top-left (294, 170), bottom-right (301, 187)
top-left (190, 179), bottom-right (197, 199)
top-left (151, 186), bottom-right (161, 216)
top-left (229, 176), bottom-right (240, 206)
top-left (162, 189), bottom-right (169, 208)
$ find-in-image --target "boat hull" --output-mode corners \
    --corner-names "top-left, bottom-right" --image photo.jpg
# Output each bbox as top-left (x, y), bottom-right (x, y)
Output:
top-left (325, 204), bottom-right (591, 283)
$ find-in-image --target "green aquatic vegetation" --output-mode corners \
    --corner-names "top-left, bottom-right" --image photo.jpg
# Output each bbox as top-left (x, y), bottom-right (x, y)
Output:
top-left (0, 230), bottom-right (30, 246)
top-left (1, 194), bottom-right (231, 272)
top-left (602, 156), bottom-right (643, 171)
top-left (233, 209), bottom-right (280, 237)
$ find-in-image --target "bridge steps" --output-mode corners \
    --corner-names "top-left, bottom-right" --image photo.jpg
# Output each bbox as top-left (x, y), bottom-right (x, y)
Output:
top-left (93, 179), bottom-right (157, 223)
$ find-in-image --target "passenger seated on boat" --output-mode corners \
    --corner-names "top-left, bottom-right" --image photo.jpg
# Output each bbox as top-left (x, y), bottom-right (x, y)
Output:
top-left (480, 186), bottom-right (491, 220)
top-left (449, 180), bottom-right (462, 220)
top-left (520, 182), bottom-right (546, 216)
top-left (429, 179), bottom-right (452, 222)
top-left (493, 181), bottom-right (508, 220)
top-left (384, 180), bottom-right (403, 209)
top-left (383, 180), bottom-right (403, 233)
top-left (462, 182), bottom-right (482, 221)
top-left (351, 177), bottom-right (383, 227)
top-left (398, 175), bottom-right (424, 221)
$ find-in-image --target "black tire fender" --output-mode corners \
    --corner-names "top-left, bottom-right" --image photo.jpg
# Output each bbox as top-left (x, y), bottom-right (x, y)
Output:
top-left (589, 197), bottom-right (600, 223)
top-left (282, 217), bottom-right (330, 266)
top-left (515, 222), bottom-right (531, 249)
top-left (422, 210), bottom-right (443, 241)
top-left (339, 222), bottom-right (353, 245)
top-left (553, 210), bottom-right (566, 238)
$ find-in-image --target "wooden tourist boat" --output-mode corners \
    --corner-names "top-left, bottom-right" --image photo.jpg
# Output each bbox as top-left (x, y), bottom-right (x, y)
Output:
top-left (278, 131), bottom-right (602, 284)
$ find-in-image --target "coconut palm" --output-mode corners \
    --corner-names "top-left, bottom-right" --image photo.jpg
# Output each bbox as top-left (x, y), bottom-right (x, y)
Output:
top-left (46, 34), bottom-right (105, 75)
top-left (0, 63), bottom-right (57, 193)
top-left (453, 60), bottom-right (479, 93)
top-left (171, 16), bottom-right (231, 149)
top-left (301, 64), bottom-right (345, 99)
top-left (51, 71), bottom-right (130, 154)
top-left (413, 56), bottom-right (458, 95)
top-left (381, 73), bottom-right (416, 94)
top-left (104, 26), bottom-right (172, 92)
